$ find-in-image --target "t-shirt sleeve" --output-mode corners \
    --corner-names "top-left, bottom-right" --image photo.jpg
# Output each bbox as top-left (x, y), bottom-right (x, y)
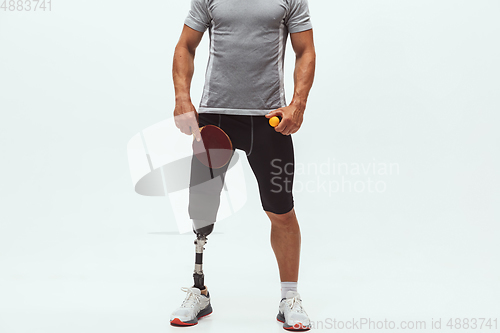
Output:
top-left (184, 0), bottom-right (212, 32)
top-left (285, 0), bottom-right (313, 33)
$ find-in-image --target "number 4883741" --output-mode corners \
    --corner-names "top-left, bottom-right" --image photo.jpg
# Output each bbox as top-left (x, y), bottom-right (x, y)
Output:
top-left (1, 0), bottom-right (52, 11)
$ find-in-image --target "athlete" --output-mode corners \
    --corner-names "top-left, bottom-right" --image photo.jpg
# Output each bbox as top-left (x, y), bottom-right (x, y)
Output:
top-left (171, 0), bottom-right (316, 330)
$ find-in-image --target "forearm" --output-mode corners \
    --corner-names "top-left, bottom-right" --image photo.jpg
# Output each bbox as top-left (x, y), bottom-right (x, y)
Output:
top-left (172, 45), bottom-right (196, 103)
top-left (290, 51), bottom-right (316, 111)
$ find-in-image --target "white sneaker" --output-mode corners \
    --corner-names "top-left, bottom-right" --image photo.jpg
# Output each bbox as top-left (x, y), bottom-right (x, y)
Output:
top-left (277, 291), bottom-right (311, 331)
top-left (170, 287), bottom-right (212, 326)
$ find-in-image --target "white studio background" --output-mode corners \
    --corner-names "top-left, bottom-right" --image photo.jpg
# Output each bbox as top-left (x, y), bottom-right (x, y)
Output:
top-left (1, 1), bottom-right (499, 332)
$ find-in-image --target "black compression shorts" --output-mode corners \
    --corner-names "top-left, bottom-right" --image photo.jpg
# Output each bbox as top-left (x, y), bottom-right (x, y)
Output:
top-left (188, 113), bottom-right (295, 222)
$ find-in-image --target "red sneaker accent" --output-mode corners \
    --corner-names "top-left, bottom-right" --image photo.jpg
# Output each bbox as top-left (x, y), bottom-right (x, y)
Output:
top-left (170, 318), bottom-right (197, 326)
top-left (284, 322), bottom-right (311, 331)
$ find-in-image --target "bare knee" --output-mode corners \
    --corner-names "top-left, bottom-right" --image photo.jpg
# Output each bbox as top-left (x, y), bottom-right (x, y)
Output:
top-left (266, 208), bottom-right (297, 228)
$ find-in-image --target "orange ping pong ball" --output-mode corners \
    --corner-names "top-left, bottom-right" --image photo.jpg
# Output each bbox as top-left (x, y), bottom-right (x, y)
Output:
top-left (269, 116), bottom-right (280, 127)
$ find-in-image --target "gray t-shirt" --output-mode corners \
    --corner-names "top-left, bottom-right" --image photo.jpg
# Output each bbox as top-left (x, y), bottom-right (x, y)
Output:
top-left (184, 0), bottom-right (313, 116)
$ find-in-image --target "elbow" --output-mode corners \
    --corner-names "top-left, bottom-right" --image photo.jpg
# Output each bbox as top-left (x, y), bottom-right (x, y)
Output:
top-left (297, 50), bottom-right (316, 70)
top-left (296, 47), bottom-right (316, 62)
top-left (308, 47), bottom-right (316, 61)
top-left (310, 50), bottom-right (316, 65)
top-left (174, 43), bottom-right (196, 58)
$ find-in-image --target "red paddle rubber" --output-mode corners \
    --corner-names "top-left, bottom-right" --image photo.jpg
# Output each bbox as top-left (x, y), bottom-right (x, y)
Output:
top-left (192, 125), bottom-right (233, 169)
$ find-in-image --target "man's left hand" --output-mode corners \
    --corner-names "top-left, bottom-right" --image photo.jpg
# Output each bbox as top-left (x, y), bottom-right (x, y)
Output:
top-left (265, 102), bottom-right (305, 135)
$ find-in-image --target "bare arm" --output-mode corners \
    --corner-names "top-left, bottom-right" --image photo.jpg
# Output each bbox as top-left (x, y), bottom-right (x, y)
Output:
top-left (172, 24), bottom-right (205, 139)
top-left (290, 29), bottom-right (316, 114)
top-left (266, 29), bottom-right (316, 135)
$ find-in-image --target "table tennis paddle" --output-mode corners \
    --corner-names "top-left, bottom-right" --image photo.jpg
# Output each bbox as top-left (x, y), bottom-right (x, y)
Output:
top-left (192, 125), bottom-right (233, 169)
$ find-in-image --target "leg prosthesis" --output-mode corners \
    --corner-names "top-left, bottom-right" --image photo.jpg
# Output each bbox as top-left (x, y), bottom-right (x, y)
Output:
top-left (192, 220), bottom-right (214, 290)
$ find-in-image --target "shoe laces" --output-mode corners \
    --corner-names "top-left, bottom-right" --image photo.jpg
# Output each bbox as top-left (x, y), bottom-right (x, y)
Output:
top-left (285, 295), bottom-right (305, 313)
top-left (180, 287), bottom-right (203, 308)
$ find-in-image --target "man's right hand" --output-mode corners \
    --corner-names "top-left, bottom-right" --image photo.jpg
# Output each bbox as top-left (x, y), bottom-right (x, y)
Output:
top-left (174, 101), bottom-right (201, 142)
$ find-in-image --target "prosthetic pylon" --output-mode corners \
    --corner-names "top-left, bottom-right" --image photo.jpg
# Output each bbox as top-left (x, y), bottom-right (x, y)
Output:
top-left (192, 221), bottom-right (214, 290)
top-left (193, 234), bottom-right (207, 290)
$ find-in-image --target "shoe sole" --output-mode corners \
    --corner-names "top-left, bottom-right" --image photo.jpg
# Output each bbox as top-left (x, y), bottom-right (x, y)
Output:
top-left (277, 312), bottom-right (311, 331)
top-left (170, 304), bottom-right (213, 326)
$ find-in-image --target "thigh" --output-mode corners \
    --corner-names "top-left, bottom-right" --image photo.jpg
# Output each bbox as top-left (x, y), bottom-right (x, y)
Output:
top-left (189, 114), bottom-right (235, 221)
top-left (246, 116), bottom-right (295, 214)
top-left (190, 113), bottom-right (236, 186)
